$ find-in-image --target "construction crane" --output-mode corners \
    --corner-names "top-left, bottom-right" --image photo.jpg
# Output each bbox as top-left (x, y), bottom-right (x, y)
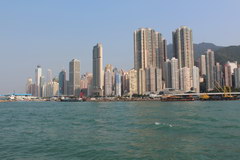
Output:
top-left (215, 81), bottom-right (233, 98)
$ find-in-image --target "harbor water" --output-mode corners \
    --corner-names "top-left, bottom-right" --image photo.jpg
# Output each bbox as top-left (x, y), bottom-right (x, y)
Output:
top-left (0, 101), bottom-right (240, 160)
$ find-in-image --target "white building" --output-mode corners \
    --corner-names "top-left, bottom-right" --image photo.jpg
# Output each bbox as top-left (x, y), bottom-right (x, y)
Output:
top-left (192, 66), bottom-right (200, 93)
top-left (35, 65), bottom-right (42, 97)
top-left (171, 57), bottom-right (179, 90)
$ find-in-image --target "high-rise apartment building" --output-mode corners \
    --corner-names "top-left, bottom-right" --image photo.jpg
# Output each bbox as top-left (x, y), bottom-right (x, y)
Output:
top-left (134, 28), bottom-right (166, 94)
top-left (69, 59), bottom-right (81, 96)
top-left (206, 49), bottom-right (215, 91)
top-left (92, 43), bottom-right (103, 96)
top-left (200, 55), bottom-right (207, 76)
top-left (172, 26), bottom-right (194, 70)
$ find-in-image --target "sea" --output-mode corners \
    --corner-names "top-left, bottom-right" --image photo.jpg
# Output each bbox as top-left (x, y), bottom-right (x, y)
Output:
top-left (0, 101), bottom-right (240, 160)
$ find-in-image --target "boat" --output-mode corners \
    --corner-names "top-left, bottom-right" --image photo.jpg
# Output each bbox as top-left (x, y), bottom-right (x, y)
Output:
top-left (59, 96), bottom-right (83, 102)
top-left (161, 96), bottom-right (195, 102)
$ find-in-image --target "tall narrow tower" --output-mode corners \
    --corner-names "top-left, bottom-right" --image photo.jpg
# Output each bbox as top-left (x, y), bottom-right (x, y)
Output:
top-left (205, 49), bottom-right (215, 91)
top-left (92, 43), bottom-right (103, 96)
top-left (35, 65), bottom-right (42, 97)
top-left (69, 59), bottom-right (81, 96)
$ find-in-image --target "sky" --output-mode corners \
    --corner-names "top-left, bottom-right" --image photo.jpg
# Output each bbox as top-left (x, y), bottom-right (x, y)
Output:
top-left (0, 0), bottom-right (240, 94)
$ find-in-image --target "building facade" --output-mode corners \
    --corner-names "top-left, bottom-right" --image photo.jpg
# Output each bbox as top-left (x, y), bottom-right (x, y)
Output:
top-left (69, 59), bottom-right (81, 96)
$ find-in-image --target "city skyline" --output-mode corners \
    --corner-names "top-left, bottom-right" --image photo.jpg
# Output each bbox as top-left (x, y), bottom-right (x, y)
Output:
top-left (1, 0), bottom-right (240, 94)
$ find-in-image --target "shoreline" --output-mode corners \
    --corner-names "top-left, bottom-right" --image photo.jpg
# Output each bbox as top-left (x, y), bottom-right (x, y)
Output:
top-left (1, 98), bottom-right (240, 103)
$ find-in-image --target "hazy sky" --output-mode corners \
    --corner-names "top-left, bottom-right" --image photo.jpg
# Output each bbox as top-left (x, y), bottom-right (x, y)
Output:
top-left (0, 0), bottom-right (240, 94)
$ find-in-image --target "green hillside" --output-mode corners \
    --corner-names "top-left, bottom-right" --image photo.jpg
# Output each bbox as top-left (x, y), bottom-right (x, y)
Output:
top-left (215, 45), bottom-right (240, 64)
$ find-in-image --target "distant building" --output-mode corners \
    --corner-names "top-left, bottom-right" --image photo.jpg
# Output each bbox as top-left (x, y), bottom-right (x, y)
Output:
top-left (134, 28), bottom-right (166, 70)
top-left (137, 68), bottom-right (146, 95)
top-left (172, 26), bottom-right (194, 70)
top-left (171, 57), bottom-right (179, 90)
top-left (80, 72), bottom-right (93, 97)
top-left (26, 78), bottom-right (33, 94)
top-left (114, 70), bottom-right (121, 97)
top-left (46, 80), bottom-right (59, 97)
top-left (59, 70), bottom-right (67, 96)
top-left (224, 63), bottom-right (232, 87)
top-left (104, 65), bottom-right (113, 96)
top-left (128, 69), bottom-right (138, 95)
top-left (172, 26), bottom-right (194, 91)
top-left (134, 28), bottom-right (166, 94)
top-left (180, 67), bottom-right (191, 92)
top-left (192, 66), bottom-right (200, 93)
top-left (164, 59), bottom-right (172, 88)
top-left (214, 62), bottom-right (224, 88)
top-left (206, 49), bottom-right (215, 91)
top-left (234, 68), bottom-right (240, 88)
top-left (226, 61), bottom-right (238, 74)
top-left (35, 65), bottom-right (42, 97)
top-left (200, 55), bottom-right (206, 76)
top-left (69, 59), bottom-right (81, 97)
top-left (92, 43), bottom-right (103, 96)
top-left (121, 70), bottom-right (129, 95)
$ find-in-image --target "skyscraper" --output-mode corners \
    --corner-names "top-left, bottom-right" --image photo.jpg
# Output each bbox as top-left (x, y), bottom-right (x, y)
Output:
top-left (206, 49), bottom-right (215, 91)
top-left (92, 43), bottom-right (103, 96)
top-left (104, 64), bottom-right (113, 96)
top-left (134, 28), bottom-right (166, 70)
top-left (134, 28), bottom-right (166, 94)
top-left (35, 65), bottom-right (42, 97)
top-left (200, 55), bottom-right (207, 76)
top-left (69, 59), bottom-right (81, 96)
top-left (59, 70), bottom-right (67, 96)
top-left (172, 26), bottom-right (194, 69)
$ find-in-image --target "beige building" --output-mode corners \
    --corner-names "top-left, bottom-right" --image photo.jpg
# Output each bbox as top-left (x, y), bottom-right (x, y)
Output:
top-left (92, 43), bottom-right (103, 96)
top-left (128, 69), bottom-right (138, 95)
top-left (134, 28), bottom-right (166, 94)
top-left (180, 67), bottom-right (191, 92)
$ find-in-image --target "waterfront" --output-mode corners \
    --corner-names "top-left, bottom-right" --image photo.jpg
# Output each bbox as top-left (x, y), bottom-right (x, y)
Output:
top-left (0, 101), bottom-right (240, 160)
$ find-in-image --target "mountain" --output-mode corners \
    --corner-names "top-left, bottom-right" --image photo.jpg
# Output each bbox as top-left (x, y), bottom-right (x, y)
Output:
top-left (215, 45), bottom-right (240, 64)
top-left (167, 42), bottom-right (223, 60)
